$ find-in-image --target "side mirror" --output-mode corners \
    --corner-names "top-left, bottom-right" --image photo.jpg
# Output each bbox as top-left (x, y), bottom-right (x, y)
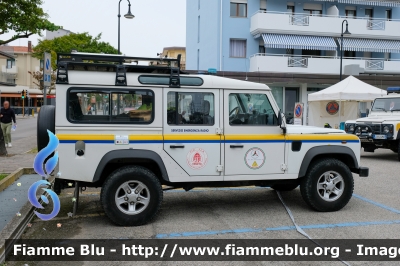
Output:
top-left (278, 110), bottom-right (287, 134)
top-left (277, 110), bottom-right (282, 125)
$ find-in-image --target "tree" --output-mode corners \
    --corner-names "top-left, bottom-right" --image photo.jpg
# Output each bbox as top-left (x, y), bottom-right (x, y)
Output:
top-left (28, 69), bottom-right (56, 94)
top-left (32, 32), bottom-right (119, 69)
top-left (0, 0), bottom-right (60, 45)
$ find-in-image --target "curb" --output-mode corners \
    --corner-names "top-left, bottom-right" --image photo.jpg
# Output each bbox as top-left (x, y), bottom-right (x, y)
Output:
top-left (0, 171), bottom-right (54, 264)
top-left (0, 168), bottom-right (35, 193)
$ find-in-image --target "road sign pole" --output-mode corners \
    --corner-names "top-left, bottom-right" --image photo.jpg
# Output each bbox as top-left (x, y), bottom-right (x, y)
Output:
top-left (43, 52), bottom-right (51, 106)
top-left (43, 86), bottom-right (47, 106)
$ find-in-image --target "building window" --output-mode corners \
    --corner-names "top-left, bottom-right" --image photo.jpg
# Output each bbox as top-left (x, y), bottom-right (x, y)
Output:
top-left (344, 51), bottom-right (356, 58)
top-left (365, 8), bottom-right (373, 18)
top-left (167, 92), bottom-right (214, 125)
top-left (230, 39), bottom-right (247, 58)
top-left (230, 2), bottom-right (247, 17)
top-left (260, 0), bottom-right (267, 11)
top-left (345, 9), bottom-right (356, 18)
top-left (197, 16), bottom-right (200, 43)
top-left (287, 5), bottom-right (294, 14)
top-left (259, 45), bottom-right (265, 54)
top-left (6, 59), bottom-right (15, 69)
top-left (304, 9), bottom-right (322, 16)
top-left (286, 49), bottom-right (294, 55)
top-left (386, 9), bottom-right (392, 21)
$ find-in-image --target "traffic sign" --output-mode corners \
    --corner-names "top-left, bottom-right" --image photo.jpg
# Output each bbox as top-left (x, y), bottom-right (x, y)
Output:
top-left (44, 52), bottom-right (52, 87)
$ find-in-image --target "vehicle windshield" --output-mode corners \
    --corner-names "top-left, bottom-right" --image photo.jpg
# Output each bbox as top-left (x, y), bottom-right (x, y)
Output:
top-left (371, 98), bottom-right (400, 112)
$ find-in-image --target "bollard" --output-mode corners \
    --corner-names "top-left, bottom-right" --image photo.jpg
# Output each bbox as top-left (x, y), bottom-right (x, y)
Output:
top-left (32, 109), bottom-right (35, 117)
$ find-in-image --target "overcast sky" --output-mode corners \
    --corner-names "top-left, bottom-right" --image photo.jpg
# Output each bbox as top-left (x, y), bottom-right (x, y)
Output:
top-left (3, 0), bottom-right (186, 57)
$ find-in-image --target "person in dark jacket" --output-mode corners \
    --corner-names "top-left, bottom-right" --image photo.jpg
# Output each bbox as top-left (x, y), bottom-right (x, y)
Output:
top-left (0, 101), bottom-right (16, 148)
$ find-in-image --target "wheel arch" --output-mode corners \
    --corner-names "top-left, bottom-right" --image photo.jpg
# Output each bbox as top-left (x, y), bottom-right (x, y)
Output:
top-left (298, 146), bottom-right (359, 178)
top-left (92, 149), bottom-right (169, 185)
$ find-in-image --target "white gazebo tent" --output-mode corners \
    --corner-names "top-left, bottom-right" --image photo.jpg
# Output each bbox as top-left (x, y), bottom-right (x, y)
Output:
top-left (308, 76), bottom-right (386, 128)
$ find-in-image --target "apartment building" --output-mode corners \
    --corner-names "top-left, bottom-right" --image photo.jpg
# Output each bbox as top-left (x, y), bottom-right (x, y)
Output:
top-left (186, 0), bottom-right (400, 123)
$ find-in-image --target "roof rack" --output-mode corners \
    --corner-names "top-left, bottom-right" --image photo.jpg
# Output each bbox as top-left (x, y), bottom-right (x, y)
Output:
top-left (56, 52), bottom-right (182, 87)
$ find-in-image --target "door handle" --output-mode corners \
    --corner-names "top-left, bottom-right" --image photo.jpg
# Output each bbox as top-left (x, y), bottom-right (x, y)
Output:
top-left (230, 145), bottom-right (244, 148)
top-left (170, 145), bottom-right (185, 149)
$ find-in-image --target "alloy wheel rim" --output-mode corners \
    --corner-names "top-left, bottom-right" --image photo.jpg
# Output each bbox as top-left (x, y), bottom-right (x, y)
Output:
top-left (316, 171), bottom-right (344, 202)
top-left (115, 181), bottom-right (150, 215)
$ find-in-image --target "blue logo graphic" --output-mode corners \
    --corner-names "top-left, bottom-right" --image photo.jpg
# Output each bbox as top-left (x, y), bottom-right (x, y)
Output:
top-left (29, 130), bottom-right (60, 221)
top-left (45, 58), bottom-right (50, 70)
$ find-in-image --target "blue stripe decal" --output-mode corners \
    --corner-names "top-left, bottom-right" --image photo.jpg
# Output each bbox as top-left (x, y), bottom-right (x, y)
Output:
top-left (164, 140), bottom-right (221, 144)
top-left (59, 140), bottom-right (163, 144)
top-left (60, 140), bottom-right (359, 144)
top-left (353, 194), bottom-right (400, 214)
top-left (155, 220), bottom-right (400, 238)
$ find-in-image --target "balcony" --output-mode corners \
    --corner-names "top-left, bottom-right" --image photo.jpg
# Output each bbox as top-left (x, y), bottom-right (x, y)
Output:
top-left (251, 11), bottom-right (400, 40)
top-left (249, 53), bottom-right (400, 75)
top-left (1, 65), bottom-right (18, 77)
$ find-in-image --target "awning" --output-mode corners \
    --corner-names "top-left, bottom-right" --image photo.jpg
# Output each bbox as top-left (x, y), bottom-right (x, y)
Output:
top-left (341, 38), bottom-right (400, 53)
top-left (262, 34), bottom-right (337, 51)
top-left (312, 0), bottom-right (400, 7)
top-left (338, 0), bottom-right (400, 7)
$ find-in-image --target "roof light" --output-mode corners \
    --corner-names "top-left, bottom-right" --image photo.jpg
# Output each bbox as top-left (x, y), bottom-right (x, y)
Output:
top-left (387, 87), bottom-right (400, 94)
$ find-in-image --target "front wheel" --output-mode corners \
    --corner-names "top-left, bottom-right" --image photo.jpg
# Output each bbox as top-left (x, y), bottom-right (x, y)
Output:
top-left (300, 159), bottom-right (354, 212)
top-left (101, 166), bottom-right (163, 226)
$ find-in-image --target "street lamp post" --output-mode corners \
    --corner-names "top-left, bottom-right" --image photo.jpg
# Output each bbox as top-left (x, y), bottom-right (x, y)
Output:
top-left (340, 20), bottom-right (351, 81)
top-left (118, 0), bottom-right (135, 54)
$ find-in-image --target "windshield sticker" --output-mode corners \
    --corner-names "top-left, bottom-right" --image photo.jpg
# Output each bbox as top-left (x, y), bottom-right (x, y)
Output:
top-left (245, 148), bottom-right (266, 170)
top-left (187, 148), bottom-right (208, 170)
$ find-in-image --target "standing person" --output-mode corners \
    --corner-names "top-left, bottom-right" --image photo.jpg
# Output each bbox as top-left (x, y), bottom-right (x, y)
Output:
top-left (0, 101), bottom-right (16, 148)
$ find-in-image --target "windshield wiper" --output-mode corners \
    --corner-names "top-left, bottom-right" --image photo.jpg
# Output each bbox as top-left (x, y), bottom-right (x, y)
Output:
top-left (374, 107), bottom-right (386, 112)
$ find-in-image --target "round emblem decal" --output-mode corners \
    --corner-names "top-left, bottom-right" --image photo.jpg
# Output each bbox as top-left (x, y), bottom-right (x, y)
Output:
top-left (187, 148), bottom-right (208, 170)
top-left (294, 104), bottom-right (303, 118)
top-left (244, 148), bottom-right (266, 170)
top-left (326, 101), bottom-right (339, 115)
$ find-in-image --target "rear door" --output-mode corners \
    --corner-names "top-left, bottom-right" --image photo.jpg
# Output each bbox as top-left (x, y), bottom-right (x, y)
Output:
top-left (223, 90), bottom-right (286, 180)
top-left (163, 88), bottom-right (223, 180)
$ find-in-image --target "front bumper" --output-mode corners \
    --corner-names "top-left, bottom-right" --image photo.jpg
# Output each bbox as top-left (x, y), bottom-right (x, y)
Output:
top-left (352, 167), bottom-right (369, 177)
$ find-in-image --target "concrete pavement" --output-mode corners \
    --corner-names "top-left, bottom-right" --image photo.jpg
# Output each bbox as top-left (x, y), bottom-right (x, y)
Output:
top-left (0, 117), bottom-right (37, 173)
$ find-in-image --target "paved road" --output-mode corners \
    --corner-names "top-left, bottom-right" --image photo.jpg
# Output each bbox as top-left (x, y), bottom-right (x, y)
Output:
top-left (13, 116), bottom-right (37, 141)
top-left (4, 148), bottom-right (399, 266)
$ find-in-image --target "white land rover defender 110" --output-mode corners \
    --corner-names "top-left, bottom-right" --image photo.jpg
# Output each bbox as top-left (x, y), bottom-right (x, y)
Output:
top-left (37, 52), bottom-right (368, 226)
top-left (345, 88), bottom-right (400, 161)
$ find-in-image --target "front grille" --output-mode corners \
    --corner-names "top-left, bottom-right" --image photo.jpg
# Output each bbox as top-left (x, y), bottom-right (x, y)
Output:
top-left (370, 124), bottom-right (381, 134)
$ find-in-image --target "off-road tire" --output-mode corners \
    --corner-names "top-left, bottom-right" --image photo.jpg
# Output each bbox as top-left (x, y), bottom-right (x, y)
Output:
top-left (37, 105), bottom-right (56, 151)
top-left (101, 166), bottom-right (163, 226)
top-left (271, 183), bottom-right (299, 191)
top-left (300, 158), bottom-right (354, 212)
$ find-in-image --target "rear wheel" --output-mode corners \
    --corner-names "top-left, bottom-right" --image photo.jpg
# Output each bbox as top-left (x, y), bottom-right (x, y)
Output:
top-left (37, 105), bottom-right (55, 151)
top-left (300, 158), bottom-right (354, 212)
top-left (101, 166), bottom-right (163, 226)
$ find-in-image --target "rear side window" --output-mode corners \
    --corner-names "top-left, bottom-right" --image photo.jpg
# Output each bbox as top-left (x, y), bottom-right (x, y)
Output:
top-left (67, 88), bottom-right (154, 124)
top-left (167, 91), bottom-right (214, 125)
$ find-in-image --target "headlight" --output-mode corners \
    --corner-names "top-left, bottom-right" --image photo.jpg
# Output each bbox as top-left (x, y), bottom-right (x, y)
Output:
top-left (355, 126), bottom-right (362, 135)
top-left (383, 126), bottom-right (390, 134)
top-left (349, 125), bottom-right (355, 132)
